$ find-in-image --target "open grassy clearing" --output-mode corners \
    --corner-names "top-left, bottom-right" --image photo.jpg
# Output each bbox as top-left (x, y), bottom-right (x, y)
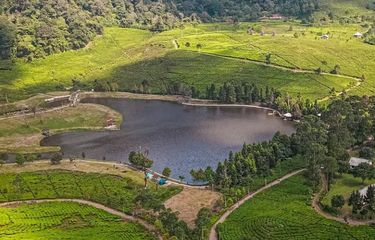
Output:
top-left (0, 103), bottom-right (122, 153)
top-left (0, 169), bottom-right (180, 214)
top-left (1, 20), bottom-right (372, 101)
top-left (321, 173), bottom-right (375, 215)
top-left (218, 175), bottom-right (375, 240)
top-left (0, 201), bottom-right (156, 240)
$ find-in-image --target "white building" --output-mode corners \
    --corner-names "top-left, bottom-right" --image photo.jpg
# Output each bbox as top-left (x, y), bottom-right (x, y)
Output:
top-left (349, 157), bottom-right (373, 168)
top-left (353, 32), bottom-right (363, 38)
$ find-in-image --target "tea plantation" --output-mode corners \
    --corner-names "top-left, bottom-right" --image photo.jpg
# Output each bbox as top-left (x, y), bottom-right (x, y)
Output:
top-left (0, 201), bottom-right (156, 240)
top-left (2, 21), bottom-right (373, 101)
top-left (218, 175), bottom-right (375, 240)
top-left (0, 170), bottom-right (180, 214)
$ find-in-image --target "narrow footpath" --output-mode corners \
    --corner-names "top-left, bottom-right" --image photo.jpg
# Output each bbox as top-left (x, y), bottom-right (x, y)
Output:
top-left (209, 169), bottom-right (306, 240)
top-left (311, 172), bottom-right (375, 226)
top-left (0, 198), bottom-right (163, 240)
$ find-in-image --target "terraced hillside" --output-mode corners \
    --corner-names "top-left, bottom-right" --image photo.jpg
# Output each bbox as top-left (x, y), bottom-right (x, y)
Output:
top-left (1, 21), bottom-right (374, 101)
top-left (218, 175), bottom-right (375, 240)
top-left (0, 201), bottom-right (156, 240)
top-left (0, 170), bottom-right (180, 214)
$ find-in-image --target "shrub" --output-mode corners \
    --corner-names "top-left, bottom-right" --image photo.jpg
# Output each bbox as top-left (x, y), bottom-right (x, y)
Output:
top-left (331, 195), bottom-right (345, 209)
top-left (162, 167), bottom-right (172, 177)
top-left (359, 147), bottom-right (375, 159)
top-left (15, 154), bottom-right (25, 166)
top-left (50, 153), bottom-right (63, 165)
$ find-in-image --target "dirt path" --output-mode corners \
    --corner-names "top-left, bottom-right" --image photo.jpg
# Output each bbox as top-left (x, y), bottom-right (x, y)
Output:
top-left (183, 50), bottom-right (361, 82)
top-left (312, 172), bottom-right (375, 226)
top-left (0, 198), bottom-right (163, 240)
top-left (209, 169), bottom-right (306, 240)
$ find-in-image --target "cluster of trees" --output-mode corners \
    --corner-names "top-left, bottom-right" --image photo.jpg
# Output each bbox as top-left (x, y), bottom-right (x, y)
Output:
top-left (203, 82), bottom-right (280, 105)
top-left (191, 96), bottom-right (375, 194)
top-left (348, 185), bottom-right (375, 218)
top-left (171, 0), bottom-right (320, 22)
top-left (0, 0), bottom-right (184, 60)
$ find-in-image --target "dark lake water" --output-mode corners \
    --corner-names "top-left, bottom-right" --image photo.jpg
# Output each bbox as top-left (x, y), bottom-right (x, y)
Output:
top-left (42, 98), bottom-right (295, 182)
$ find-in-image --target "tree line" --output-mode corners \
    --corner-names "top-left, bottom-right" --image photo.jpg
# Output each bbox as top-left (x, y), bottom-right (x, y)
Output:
top-left (191, 95), bottom-right (375, 195)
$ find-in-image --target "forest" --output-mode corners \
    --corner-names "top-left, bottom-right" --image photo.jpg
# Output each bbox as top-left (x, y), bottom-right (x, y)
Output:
top-left (0, 0), bottom-right (323, 61)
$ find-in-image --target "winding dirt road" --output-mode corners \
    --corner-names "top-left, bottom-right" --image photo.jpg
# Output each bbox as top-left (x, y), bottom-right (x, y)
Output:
top-left (0, 198), bottom-right (163, 240)
top-left (209, 169), bottom-right (306, 240)
top-left (311, 172), bottom-right (375, 226)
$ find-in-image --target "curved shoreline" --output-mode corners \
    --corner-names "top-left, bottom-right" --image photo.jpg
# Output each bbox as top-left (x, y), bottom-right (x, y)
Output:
top-left (0, 198), bottom-right (162, 240)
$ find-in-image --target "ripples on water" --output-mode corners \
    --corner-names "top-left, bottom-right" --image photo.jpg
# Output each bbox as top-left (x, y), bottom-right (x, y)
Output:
top-left (42, 98), bottom-right (295, 182)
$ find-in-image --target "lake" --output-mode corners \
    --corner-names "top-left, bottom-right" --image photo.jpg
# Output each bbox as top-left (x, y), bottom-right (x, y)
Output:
top-left (42, 98), bottom-right (295, 182)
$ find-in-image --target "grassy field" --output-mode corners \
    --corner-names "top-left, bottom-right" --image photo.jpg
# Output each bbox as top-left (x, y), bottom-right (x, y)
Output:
top-left (0, 170), bottom-right (180, 214)
top-left (321, 173), bottom-right (375, 214)
top-left (0, 103), bottom-right (122, 153)
top-left (0, 201), bottom-right (156, 240)
top-left (1, 20), bottom-right (373, 102)
top-left (218, 175), bottom-right (375, 240)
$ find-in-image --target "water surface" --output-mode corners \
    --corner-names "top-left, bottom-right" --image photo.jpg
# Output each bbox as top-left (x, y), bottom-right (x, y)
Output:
top-left (42, 98), bottom-right (295, 182)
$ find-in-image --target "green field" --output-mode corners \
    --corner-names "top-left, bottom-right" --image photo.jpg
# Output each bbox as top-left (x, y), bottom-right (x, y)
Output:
top-left (1, 21), bottom-right (374, 101)
top-left (0, 103), bottom-right (122, 153)
top-left (0, 201), bottom-right (156, 240)
top-left (218, 175), bottom-right (375, 240)
top-left (322, 173), bottom-right (375, 214)
top-left (0, 170), bottom-right (180, 214)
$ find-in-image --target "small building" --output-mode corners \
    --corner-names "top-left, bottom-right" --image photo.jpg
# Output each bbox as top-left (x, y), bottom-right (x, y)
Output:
top-left (353, 32), bottom-right (363, 38)
top-left (349, 157), bottom-right (373, 169)
top-left (321, 34), bottom-right (329, 40)
top-left (269, 14), bottom-right (284, 20)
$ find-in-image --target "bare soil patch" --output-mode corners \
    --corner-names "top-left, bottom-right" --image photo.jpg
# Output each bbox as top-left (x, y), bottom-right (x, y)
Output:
top-left (164, 187), bottom-right (221, 228)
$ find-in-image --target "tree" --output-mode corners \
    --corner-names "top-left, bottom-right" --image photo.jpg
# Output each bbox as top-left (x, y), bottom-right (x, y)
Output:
top-left (331, 195), bottom-right (345, 209)
top-left (128, 151), bottom-right (153, 169)
top-left (0, 16), bottom-right (17, 60)
top-left (162, 167), bottom-right (172, 177)
top-left (349, 190), bottom-right (363, 213)
top-left (359, 147), bottom-right (375, 159)
top-left (15, 154), bottom-right (26, 166)
top-left (352, 163), bottom-right (374, 184)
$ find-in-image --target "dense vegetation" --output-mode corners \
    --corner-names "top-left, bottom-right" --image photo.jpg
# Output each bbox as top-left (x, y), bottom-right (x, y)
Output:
top-left (0, 201), bottom-right (156, 240)
top-left (2, 0), bottom-right (373, 61)
top-left (172, 0), bottom-right (320, 21)
top-left (0, 0), bottom-right (183, 59)
top-left (191, 96), bottom-right (375, 203)
top-left (218, 175), bottom-right (375, 240)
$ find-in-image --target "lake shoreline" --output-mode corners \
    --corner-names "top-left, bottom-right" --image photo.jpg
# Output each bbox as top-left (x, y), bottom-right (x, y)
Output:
top-left (81, 91), bottom-right (283, 117)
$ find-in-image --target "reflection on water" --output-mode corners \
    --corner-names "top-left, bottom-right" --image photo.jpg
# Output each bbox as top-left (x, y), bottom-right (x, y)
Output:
top-left (42, 98), bottom-right (295, 182)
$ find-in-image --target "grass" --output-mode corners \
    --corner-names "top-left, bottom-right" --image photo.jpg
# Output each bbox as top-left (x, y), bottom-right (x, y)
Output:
top-left (321, 173), bottom-right (375, 214)
top-left (1, 21), bottom-right (374, 102)
top-left (0, 201), bottom-right (156, 240)
top-left (218, 174), bottom-right (375, 240)
top-left (0, 103), bottom-right (122, 153)
top-left (0, 170), bottom-right (180, 214)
